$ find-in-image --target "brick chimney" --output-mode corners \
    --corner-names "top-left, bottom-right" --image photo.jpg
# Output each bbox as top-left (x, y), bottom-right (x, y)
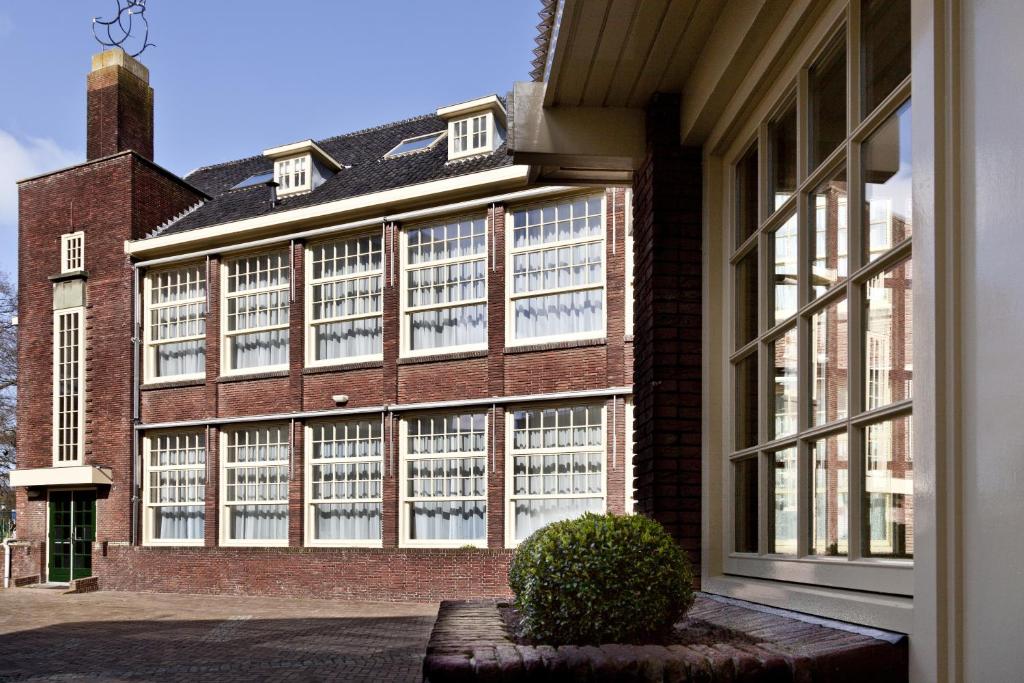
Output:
top-left (87, 49), bottom-right (154, 161)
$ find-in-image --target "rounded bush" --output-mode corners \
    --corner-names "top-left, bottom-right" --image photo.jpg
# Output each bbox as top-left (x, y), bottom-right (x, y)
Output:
top-left (508, 513), bottom-right (695, 645)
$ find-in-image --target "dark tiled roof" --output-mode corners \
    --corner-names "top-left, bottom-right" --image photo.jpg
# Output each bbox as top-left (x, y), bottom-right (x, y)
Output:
top-left (151, 110), bottom-right (513, 238)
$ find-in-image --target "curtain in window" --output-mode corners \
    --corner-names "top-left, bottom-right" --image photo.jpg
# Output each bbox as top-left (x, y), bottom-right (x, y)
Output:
top-left (410, 304), bottom-right (487, 350)
top-left (314, 503), bottom-right (381, 540)
top-left (156, 340), bottom-right (206, 377)
top-left (514, 498), bottom-right (603, 540)
top-left (513, 290), bottom-right (603, 339)
top-left (230, 330), bottom-right (289, 370)
top-left (229, 504), bottom-right (288, 540)
top-left (153, 506), bottom-right (205, 540)
top-left (410, 500), bottom-right (486, 540)
top-left (315, 318), bottom-right (381, 360)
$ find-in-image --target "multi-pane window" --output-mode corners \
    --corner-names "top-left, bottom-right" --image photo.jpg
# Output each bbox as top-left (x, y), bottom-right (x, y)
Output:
top-left (508, 405), bottom-right (605, 542)
top-left (728, 3), bottom-right (911, 590)
top-left (146, 264), bottom-right (207, 381)
top-left (274, 155), bottom-right (310, 195)
top-left (308, 420), bottom-right (383, 545)
top-left (221, 425), bottom-right (290, 545)
top-left (53, 309), bottom-right (84, 464)
top-left (509, 196), bottom-right (605, 343)
top-left (308, 234), bottom-right (383, 364)
top-left (145, 432), bottom-right (206, 544)
top-left (60, 232), bottom-right (84, 273)
top-left (404, 217), bottom-right (487, 353)
top-left (223, 251), bottom-right (290, 373)
top-left (450, 115), bottom-right (489, 157)
top-left (402, 413), bottom-right (487, 546)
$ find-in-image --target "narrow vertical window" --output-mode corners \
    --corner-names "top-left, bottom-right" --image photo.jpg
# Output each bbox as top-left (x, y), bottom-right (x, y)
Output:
top-left (53, 308), bottom-right (84, 464)
top-left (309, 233), bottom-right (383, 364)
top-left (471, 114), bottom-right (488, 149)
top-left (451, 119), bottom-right (469, 154)
top-left (509, 196), bottom-right (605, 342)
top-left (223, 251), bottom-right (290, 373)
top-left (222, 425), bottom-right (290, 545)
top-left (145, 432), bottom-right (206, 544)
top-left (308, 420), bottom-right (383, 545)
top-left (508, 405), bottom-right (605, 542)
top-left (402, 413), bottom-right (487, 546)
top-left (404, 217), bottom-right (487, 353)
top-left (60, 232), bottom-right (85, 273)
top-left (145, 264), bottom-right (207, 381)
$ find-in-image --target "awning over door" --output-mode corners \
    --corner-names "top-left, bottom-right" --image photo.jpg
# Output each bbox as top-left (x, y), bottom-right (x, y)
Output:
top-left (9, 465), bottom-right (114, 488)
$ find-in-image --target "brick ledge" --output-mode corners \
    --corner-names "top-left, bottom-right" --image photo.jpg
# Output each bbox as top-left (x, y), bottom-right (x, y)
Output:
top-left (141, 378), bottom-right (206, 391)
top-left (216, 370), bottom-right (290, 384)
top-left (302, 360), bottom-right (384, 374)
top-left (503, 338), bottom-right (607, 355)
top-left (397, 350), bottom-right (489, 366)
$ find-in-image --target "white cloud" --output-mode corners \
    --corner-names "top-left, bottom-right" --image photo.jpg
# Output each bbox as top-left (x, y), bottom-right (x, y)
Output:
top-left (0, 130), bottom-right (81, 277)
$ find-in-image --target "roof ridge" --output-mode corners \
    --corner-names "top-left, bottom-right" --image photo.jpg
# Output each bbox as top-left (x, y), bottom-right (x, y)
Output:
top-left (315, 111), bottom-right (438, 145)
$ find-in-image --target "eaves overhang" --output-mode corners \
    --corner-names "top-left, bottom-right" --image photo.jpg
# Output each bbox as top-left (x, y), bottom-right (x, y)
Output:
top-left (9, 465), bottom-right (114, 488)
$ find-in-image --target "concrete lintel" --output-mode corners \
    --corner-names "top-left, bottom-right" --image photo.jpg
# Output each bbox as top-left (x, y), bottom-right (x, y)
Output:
top-left (9, 465), bottom-right (114, 488)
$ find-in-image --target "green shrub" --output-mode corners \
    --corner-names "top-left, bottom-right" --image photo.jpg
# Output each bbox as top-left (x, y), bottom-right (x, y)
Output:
top-left (508, 513), bottom-right (695, 645)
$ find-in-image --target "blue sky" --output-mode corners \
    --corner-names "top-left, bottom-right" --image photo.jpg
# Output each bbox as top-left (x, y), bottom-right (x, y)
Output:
top-left (0, 1), bottom-right (540, 278)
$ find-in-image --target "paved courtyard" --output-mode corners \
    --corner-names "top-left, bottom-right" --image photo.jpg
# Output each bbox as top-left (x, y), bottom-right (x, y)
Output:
top-left (0, 587), bottom-right (438, 682)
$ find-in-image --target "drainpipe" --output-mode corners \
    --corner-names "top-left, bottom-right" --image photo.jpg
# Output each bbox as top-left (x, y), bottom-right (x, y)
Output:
top-left (130, 264), bottom-right (142, 546)
top-left (2, 538), bottom-right (10, 589)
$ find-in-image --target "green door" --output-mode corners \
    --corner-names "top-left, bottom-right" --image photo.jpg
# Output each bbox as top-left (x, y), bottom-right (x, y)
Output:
top-left (48, 490), bottom-right (96, 582)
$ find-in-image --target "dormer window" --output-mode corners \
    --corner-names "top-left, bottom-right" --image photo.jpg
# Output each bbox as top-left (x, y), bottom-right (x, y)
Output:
top-left (262, 140), bottom-right (343, 198)
top-left (385, 131), bottom-right (446, 158)
top-left (437, 96), bottom-right (506, 162)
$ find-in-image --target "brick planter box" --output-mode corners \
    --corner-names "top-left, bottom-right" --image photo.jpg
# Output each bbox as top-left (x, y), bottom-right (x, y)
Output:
top-left (423, 594), bottom-right (907, 682)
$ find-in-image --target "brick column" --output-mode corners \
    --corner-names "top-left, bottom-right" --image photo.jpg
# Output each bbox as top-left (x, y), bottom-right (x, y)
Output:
top-left (288, 242), bottom-right (305, 547)
top-left (487, 204), bottom-right (506, 394)
top-left (205, 255), bottom-right (220, 415)
top-left (633, 93), bottom-right (703, 578)
top-left (205, 426), bottom-right (219, 546)
top-left (486, 405), bottom-right (506, 548)
top-left (289, 419), bottom-right (304, 547)
top-left (605, 187), bottom-right (627, 388)
top-left (381, 222), bottom-right (400, 547)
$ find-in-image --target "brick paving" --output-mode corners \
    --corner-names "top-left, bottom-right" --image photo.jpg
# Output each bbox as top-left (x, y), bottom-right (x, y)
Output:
top-left (0, 587), bottom-right (438, 682)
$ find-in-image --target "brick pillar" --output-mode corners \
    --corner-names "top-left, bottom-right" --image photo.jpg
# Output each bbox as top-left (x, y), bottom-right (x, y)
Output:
top-left (605, 187), bottom-right (627, 388)
top-left (289, 420), bottom-right (304, 547)
top-left (381, 222), bottom-right (400, 547)
top-left (87, 50), bottom-right (154, 161)
top-left (205, 426), bottom-right (220, 546)
top-left (486, 405), bottom-right (506, 548)
top-left (205, 255), bottom-right (220, 414)
top-left (288, 242), bottom-right (305, 547)
top-left (633, 93), bottom-right (703, 577)
top-left (605, 396), bottom-right (627, 515)
top-left (487, 204), bottom-right (506, 394)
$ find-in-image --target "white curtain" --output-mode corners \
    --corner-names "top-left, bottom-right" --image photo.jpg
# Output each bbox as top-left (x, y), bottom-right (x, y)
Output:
top-left (314, 503), bottom-right (381, 541)
top-left (154, 505), bottom-right (204, 540)
top-left (229, 504), bottom-right (288, 540)
top-left (410, 304), bottom-right (487, 350)
top-left (514, 290), bottom-right (603, 339)
top-left (514, 497), bottom-right (602, 540)
top-left (315, 318), bottom-right (381, 360)
top-left (156, 340), bottom-right (206, 377)
top-left (410, 500), bottom-right (485, 541)
top-left (230, 330), bottom-right (289, 370)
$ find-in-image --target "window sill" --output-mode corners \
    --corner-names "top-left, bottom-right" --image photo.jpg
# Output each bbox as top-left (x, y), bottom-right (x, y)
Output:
top-left (503, 337), bottom-right (607, 355)
top-left (141, 378), bottom-right (206, 391)
top-left (624, 334), bottom-right (634, 343)
top-left (397, 349), bottom-right (489, 365)
top-left (303, 360), bottom-right (384, 375)
top-left (216, 370), bottom-right (290, 384)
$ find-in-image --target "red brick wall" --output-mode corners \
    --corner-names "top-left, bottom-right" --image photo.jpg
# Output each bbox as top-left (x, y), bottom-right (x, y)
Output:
top-left (87, 64), bottom-right (154, 161)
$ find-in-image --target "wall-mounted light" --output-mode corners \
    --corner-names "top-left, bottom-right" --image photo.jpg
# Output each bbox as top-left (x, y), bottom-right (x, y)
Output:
top-left (332, 394), bottom-right (349, 405)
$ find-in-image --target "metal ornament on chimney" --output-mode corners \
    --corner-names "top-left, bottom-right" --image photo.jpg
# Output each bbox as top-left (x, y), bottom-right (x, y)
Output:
top-left (92, 0), bottom-right (155, 58)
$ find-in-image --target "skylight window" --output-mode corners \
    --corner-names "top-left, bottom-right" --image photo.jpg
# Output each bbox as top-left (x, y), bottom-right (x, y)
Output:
top-left (385, 131), bottom-right (445, 158)
top-left (232, 171), bottom-right (274, 190)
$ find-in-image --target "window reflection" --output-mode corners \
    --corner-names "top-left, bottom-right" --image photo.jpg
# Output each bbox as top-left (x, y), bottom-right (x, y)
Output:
top-left (865, 258), bottom-right (913, 410)
top-left (810, 41), bottom-right (847, 169)
top-left (811, 173), bottom-right (848, 297)
top-left (864, 102), bottom-right (912, 259)
top-left (811, 298), bottom-right (849, 427)
top-left (770, 102), bottom-right (797, 210)
top-left (865, 415), bottom-right (913, 558)
top-left (772, 447), bottom-right (798, 554)
top-left (772, 214), bottom-right (798, 324)
top-left (862, 0), bottom-right (911, 116)
top-left (811, 433), bottom-right (848, 556)
top-left (771, 327), bottom-right (798, 440)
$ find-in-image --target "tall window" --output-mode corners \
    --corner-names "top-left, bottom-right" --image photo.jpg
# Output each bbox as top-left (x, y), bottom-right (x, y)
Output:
top-left (60, 232), bottom-right (84, 273)
top-left (145, 264), bottom-right (207, 382)
top-left (507, 405), bottom-right (605, 543)
top-left (307, 420), bottom-right (383, 545)
top-left (404, 217), bottom-right (487, 354)
top-left (308, 234), bottom-right (383, 364)
top-left (145, 432), bottom-right (206, 544)
top-left (509, 196), bottom-right (605, 343)
top-left (221, 425), bottom-right (290, 545)
top-left (223, 251), bottom-right (290, 374)
top-left (401, 413), bottom-right (487, 546)
top-left (727, 3), bottom-right (911, 593)
top-left (53, 308), bottom-right (84, 464)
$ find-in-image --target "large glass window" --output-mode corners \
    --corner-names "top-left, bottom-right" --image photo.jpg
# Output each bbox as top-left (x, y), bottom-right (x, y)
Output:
top-left (308, 420), bottom-right (383, 545)
top-left (309, 234), bottom-right (383, 364)
top-left (401, 413), bottom-right (487, 546)
top-left (146, 264), bottom-right (207, 381)
top-left (223, 251), bottom-right (290, 373)
top-left (726, 12), bottom-right (912, 591)
top-left (404, 217), bottom-right (487, 353)
top-left (145, 432), bottom-right (206, 544)
top-left (508, 405), bottom-right (605, 542)
top-left (509, 196), bottom-right (605, 343)
top-left (53, 308), bottom-right (84, 464)
top-left (221, 425), bottom-right (290, 545)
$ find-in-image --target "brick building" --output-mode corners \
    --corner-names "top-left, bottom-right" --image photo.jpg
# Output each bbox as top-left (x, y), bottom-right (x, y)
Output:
top-left (9, 49), bottom-right (636, 601)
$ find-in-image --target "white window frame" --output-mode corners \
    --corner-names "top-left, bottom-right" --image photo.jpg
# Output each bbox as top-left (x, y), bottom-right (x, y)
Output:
top-left (448, 113), bottom-right (493, 160)
top-left (221, 250), bottom-right (291, 376)
top-left (400, 215), bottom-right (489, 357)
top-left (52, 307), bottom-right (85, 466)
top-left (60, 232), bottom-right (84, 273)
top-left (143, 263), bottom-right (207, 384)
top-left (304, 418), bottom-right (384, 548)
top-left (219, 424), bottom-right (291, 548)
top-left (274, 154), bottom-right (312, 196)
top-left (142, 431), bottom-right (207, 547)
top-left (504, 403), bottom-right (608, 547)
top-left (305, 231), bottom-right (384, 367)
top-left (399, 412), bottom-right (489, 549)
top-left (505, 194), bottom-right (608, 347)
